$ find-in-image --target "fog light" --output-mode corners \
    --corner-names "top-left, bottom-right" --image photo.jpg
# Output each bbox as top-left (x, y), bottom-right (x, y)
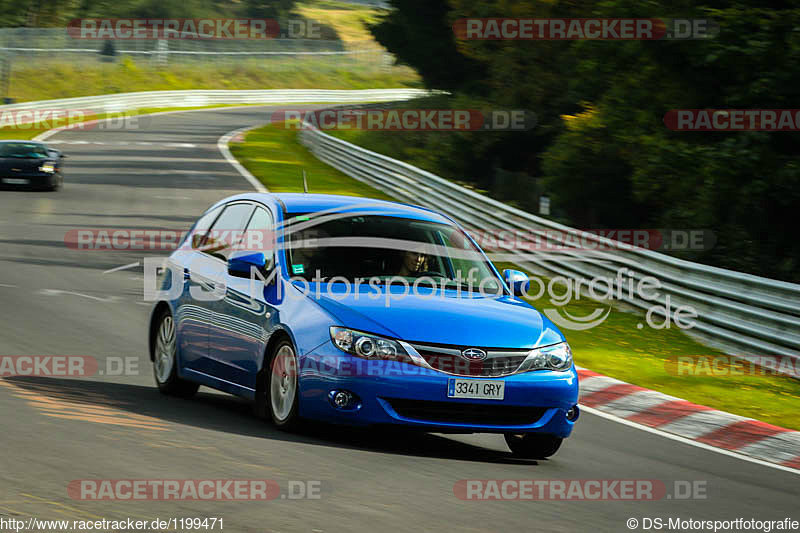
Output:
top-left (327, 389), bottom-right (359, 410)
top-left (566, 405), bottom-right (580, 421)
top-left (334, 391), bottom-right (351, 408)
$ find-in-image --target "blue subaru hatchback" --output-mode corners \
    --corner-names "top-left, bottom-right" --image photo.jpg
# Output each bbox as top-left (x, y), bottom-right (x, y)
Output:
top-left (149, 193), bottom-right (579, 458)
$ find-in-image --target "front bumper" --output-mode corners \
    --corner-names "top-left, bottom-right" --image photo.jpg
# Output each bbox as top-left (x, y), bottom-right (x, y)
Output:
top-left (0, 172), bottom-right (58, 188)
top-left (297, 341), bottom-right (579, 437)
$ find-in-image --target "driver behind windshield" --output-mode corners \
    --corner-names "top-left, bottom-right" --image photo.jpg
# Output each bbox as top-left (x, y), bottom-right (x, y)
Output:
top-left (0, 143), bottom-right (49, 159)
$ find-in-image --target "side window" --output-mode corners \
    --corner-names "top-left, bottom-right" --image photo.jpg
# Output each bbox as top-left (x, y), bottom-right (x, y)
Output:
top-left (437, 228), bottom-right (475, 279)
top-left (202, 203), bottom-right (255, 260)
top-left (243, 207), bottom-right (275, 265)
top-left (189, 205), bottom-right (223, 250)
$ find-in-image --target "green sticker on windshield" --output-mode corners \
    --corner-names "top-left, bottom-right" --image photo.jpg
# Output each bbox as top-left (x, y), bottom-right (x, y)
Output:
top-left (292, 264), bottom-right (305, 274)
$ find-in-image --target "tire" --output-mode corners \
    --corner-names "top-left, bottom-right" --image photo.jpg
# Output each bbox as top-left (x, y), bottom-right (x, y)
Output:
top-left (46, 174), bottom-right (62, 192)
top-left (152, 310), bottom-right (199, 397)
top-left (266, 339), bottom-right (301, 430)
top-left (504, 433), bottom-right (563, 459)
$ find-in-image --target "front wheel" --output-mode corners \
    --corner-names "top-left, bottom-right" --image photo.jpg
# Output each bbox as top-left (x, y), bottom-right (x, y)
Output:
top-left (152, 311), bottom-right (198, 397)
top-left (267, 340), bottom-right (301, 430)
top-left (504, 433), bottom-right (563, 459)
top-left (46, 174), bottom-right (63, 191)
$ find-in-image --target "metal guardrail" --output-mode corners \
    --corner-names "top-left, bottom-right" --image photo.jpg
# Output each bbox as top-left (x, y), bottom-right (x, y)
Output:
top-left (0, 88), bottom-right (433, 116)
top-left (299, 122), bottom-right (800, 377)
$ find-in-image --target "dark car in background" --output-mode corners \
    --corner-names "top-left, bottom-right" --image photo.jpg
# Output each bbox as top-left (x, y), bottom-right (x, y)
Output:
top-left (0, 140), bottom-right (64, 191)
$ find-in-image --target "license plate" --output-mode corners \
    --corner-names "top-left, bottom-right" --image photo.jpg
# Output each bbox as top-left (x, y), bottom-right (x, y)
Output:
top-left (2, 178), bottom-right (29, 185)
top-left (447, 378), bottom-right (505, 400)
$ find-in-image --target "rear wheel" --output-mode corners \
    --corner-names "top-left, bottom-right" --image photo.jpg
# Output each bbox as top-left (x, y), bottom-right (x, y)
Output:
top-left (267, 340), bottom-right (300, 430)
top-left (152, 310), bottom-right (198, 397)
top-left (504, 433), bottom-right (563, 459)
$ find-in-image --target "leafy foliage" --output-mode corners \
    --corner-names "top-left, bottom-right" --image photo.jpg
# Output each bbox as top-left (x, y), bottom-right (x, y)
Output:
top-left (370, 0), bottom-right (800, 281)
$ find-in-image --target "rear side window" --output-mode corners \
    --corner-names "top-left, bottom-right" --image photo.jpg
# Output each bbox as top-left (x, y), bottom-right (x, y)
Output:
top-left (202, 203), bottom-right (255, 260)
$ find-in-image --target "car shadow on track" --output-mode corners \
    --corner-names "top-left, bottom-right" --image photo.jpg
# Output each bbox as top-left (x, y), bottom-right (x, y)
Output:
top-left (3, 376), bottom-right (539, 466)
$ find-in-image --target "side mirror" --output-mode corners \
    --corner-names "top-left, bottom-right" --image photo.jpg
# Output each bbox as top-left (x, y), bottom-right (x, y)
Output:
top-left (228, 251), bottom-right (269, 279)
top-left (191, 232), bottom-right (208, 249)
top-left (503, 269), bottom-right (530, 297)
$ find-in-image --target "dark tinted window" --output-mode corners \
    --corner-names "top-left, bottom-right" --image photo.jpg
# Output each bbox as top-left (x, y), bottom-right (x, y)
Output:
top-left (286, 214), bottom-right (500, 291)
top-left (0, 142), bottom-right (50, 159)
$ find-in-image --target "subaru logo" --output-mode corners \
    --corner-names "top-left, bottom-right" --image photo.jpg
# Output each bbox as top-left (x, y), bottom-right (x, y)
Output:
top-left (460, 348), bottom-right (487, 361)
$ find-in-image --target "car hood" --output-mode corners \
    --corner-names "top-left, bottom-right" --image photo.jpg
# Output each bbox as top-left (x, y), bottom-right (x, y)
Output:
top-left (298, 283), bottom-right (564, 349)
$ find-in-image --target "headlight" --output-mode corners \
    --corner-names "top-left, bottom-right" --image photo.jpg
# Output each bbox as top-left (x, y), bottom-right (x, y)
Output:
top-left (330, 327), bottom-right (407, 360)
top-left (39, 163), bottom-right (55, 173)
top-left (526, 342), bottom-right (573, 371)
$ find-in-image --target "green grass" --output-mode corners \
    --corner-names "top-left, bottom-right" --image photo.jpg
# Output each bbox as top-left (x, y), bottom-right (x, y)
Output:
top-left (231, 119), bottom-right (800, 431)
top-left (295, 0), bottom-right (386, 46)
top-left (230, 121), bottom-right (394, 200)
top-left (6, 57), bottom-right (419, 104)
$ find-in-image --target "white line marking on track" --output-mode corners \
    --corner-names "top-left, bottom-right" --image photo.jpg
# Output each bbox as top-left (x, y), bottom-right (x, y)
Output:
top-left (580, 405), bottom-right (800, 476)
top-left (103, 262), bottom-right (140, 274)
top-left (217, 126), bottom-right (268, 193)
top-left (37, 289), bottom-right (116, 302)
top-left (48, 140), bottom-right (198, 147)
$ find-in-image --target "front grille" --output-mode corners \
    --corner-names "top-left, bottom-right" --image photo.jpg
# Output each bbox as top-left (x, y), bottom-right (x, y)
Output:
top-left (408, 342), bottom-right (530, 377)
top-left (385, 398), bottom-right (547, 426)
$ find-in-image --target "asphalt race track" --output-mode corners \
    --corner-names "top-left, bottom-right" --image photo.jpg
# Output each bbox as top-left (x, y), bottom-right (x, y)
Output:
top-left (0, 106), bottom-right (797, 532)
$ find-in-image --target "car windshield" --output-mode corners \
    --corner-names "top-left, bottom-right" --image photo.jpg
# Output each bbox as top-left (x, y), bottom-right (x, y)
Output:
top-left (0, 142), bottom-right (50, 159)
top-left (285, 213), bottom-right (502, 293)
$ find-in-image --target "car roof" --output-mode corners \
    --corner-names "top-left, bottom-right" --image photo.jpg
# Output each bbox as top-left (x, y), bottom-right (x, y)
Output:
top-left (232, 193), bottom-right (454, 225)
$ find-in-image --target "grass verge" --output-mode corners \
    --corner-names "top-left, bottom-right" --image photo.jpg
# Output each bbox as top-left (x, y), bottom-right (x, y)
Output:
top-left (231, 120), bottom-right (800, 430)
top-left (230, 121), bottom-right (394, 200)
top-left (6, 57), bottom-right (419, 104)
top-left (295, 0), bottom-right (387, 46)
